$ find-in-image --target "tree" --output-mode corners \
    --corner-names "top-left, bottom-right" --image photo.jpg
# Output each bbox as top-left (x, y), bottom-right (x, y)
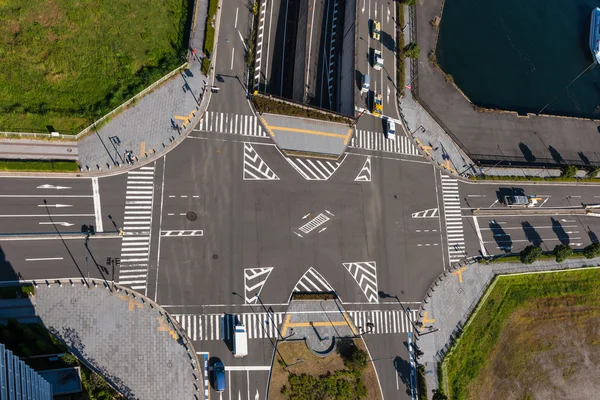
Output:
top-left (583, 242), bottom-right (600, 259)
top-left (520, 245), bottom-right (542, 264)
top-left (403, 0), bottom-right (416, 5)
top-left (553, 244), bottom-right (572, 262)
top-left (560, 165), bottom-right (578, 179)
top-left (587, 165), bottom-right (600, 178)
top-left (404, 43), bottom-right (420, 60)
top-left (432, 389), bottom-right (449, 400)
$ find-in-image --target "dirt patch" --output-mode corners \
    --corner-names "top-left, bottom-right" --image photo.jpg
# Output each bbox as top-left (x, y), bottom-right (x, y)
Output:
top-left (467, 297), bottom-right (600, 400)
top-left (269, 340), bottom-right (381, 400)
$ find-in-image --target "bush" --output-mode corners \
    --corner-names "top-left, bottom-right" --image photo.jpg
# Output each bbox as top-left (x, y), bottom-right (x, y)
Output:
top-left (560, 165), bottom-right (578, 178)
top-left (553, 244), bottom-right (573, 262)
top-left (252, 1), bottom-right (259, 15)
top-left (417, 365), bottom-right (427, 400)
top-left (432, 389), bottom-right (449, 400)
top-left (201, 58), bottom-right (211, 75)
top-left (404, 42), bottom-right (420, 59)
top-left (588, 165), bottom-right (600, 178)
top-left (403, 0), bottom-right (416, 5)
top-left (583, 243), bottom-right (600, 259)
top-left (520, 245), bottom-right (542, 264)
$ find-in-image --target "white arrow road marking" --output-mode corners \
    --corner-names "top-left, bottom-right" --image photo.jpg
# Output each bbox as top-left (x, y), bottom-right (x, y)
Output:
top-left (293, 231), bottom-right (303, 238)
top-left (92, 177), bottom-right (103, 233)
top-left (255, 389), bottom-right (260, 400)
top-left (38, 204), bottom-right (72, 208)
top-left (302, 213), bottom-right (311, 219)
top-left (572, 243), bottom-right (583, 247)
top-left (325, 210), bottom-right (334, 216)
top-left (26, 257), bottom-right (63, 261)
top-left (39, 222), bottom-right (75, 227)
top-left (318, 227), bottom-right (327, 233)
top-left (36, 184), bottom-right (71, 190)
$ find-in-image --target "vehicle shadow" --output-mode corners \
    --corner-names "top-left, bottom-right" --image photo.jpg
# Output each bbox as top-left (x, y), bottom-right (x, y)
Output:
top-left (522, 221), bottom-right (544, 248)
top-left (551, 217), bottom-right (569, 245)
top-left (489, 220), bottom-right (512, 253)
top-left (393, 355), bottom-right (412, 397)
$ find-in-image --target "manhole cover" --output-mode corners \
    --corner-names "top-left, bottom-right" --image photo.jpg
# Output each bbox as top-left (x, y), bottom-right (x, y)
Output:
top-left (169, 88), bottom-right (173, 94)
top-left (86, 156), bottom-right (91, 160)
top-left (71, 298), bottom-right (77, 304)
top-left (167, 362), bottom-right (172, 368)
top-left (67, 148), bottom-right (72, 153)
top-left (186, 211), bottom-right (197, 221)
top-left (394, 195), bottom-right (398, 199)
top-left (213, 254), bottom-right (218, 260)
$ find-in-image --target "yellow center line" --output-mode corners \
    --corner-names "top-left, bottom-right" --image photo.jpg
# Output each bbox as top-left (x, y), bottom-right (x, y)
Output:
top-left (342, 312), bottom-right (358, 335)
top-left (261, 119), bottom-right (353, 141)
top-left (281, 314), bottom-right (291, 337)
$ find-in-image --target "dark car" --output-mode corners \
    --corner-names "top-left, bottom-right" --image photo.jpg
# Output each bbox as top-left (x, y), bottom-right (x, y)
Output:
top-left (214, 361), bottom-right (225, 392)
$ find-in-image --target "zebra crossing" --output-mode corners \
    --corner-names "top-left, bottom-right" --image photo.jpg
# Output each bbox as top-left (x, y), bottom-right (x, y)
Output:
top-left (243, 143), bottom-right (279, 180)
top-left (349, 130), bottom-right (420, 156)
top-left (440, 175), bottom-right (465, 264)
top-left (172, 309), bottom-right (419, 341)
top-left (118, 166), bottom-right (155, 292)
top-left (285, 156), bottom-right (345, 180)
top-left (196, 111), bottom-right (268, 137)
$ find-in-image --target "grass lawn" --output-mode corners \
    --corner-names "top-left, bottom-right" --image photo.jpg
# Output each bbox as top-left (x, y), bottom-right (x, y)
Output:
top-left (269, 339), bottom-right (381, 400)
top-left (0, 0), bottom-right (191, 134)
top-left (441, 268), bottom-right (600, 399)
top-left (0, 159), bottom-right (79, 172)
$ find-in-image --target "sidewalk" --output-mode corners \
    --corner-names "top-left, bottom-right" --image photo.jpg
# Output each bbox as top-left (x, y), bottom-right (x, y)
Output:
top-left (26, 279), bottom-right (203, 399)
top-left (415, 258), bottom-right (600, 398)
top-left (0, 0), bottom-right (215, 176)
top-left (397, 5), bottom-right (478, 178)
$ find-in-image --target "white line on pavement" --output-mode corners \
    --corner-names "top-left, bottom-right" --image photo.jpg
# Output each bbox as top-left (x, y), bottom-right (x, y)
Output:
top-left (0, 214), bottom-right (94, 218)
top-left (91, 177), bottom-right (103, 233)
top-left (472, 216), bottom-right (487, 257)
top-left (26, 257), bottom-right (63, 261)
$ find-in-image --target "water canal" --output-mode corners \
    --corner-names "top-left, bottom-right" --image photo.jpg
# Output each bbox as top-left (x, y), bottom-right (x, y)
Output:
top-left (435, 0), bottom-right (600, 119)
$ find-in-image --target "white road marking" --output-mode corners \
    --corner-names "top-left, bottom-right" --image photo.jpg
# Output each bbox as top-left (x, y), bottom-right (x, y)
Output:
top-left (0, 214), bottom-right (93, 218)
top-left (38, 222), bottom-right (74, 227)
top-left (37, 204), bottom-right (72, 208)
top-left (91, 177), bottom-right (103, 233)
top-left (26, 257), bottom-right (63, 261)
top-left (472, 216), bottom-right (487, 257)
top-left (36, 184), bottom-right (70, 190)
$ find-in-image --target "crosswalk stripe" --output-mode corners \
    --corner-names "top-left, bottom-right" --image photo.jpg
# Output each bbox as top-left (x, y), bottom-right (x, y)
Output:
top-left (350, 130), bottom-right (420, 156)
top-left (172, 309), bottom-right (420, 341)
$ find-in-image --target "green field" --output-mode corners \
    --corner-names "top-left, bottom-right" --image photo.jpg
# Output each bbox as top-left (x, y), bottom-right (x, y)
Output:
top-left (0, 0), bottom-right (190, 134)
top-left (441, 268), bottom-right (600, 399)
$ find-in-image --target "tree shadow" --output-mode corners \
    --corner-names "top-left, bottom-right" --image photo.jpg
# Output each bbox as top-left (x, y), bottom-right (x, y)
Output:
top-left (489, 220), bottom-right (512, 252)
top-left (393, 355), bottom-right (412, 396)
top-left (380, 30), bottom-right (396, 53)
top-left (548, 145), bottom-right (563, 164)
top-left (522, 221), bottom-right (543, 247)
top-left (588, 226), bottom-right (599, 243)
top-left (519, 142), bottom-right (536, 162)
top-left (579, 152), bottom-right (590, 165)
top-left (551, 217), bottom-right (569, 244)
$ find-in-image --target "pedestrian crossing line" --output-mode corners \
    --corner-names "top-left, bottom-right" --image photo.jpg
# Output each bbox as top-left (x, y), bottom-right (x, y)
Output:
top-left (118, 166), bottom-right (155, 293)
top-left (441, 175), bottom-right (465, 264)
top-left (172, 309), bottom-right (419, 341)
top-left (299, 213), bottom-right (330, 234)
top-left (196, 112), bottom-right (269, 137)
top-left (285, 156), bottom-right (345, 181)
top-left (350, 130), bottom-right (420, 156)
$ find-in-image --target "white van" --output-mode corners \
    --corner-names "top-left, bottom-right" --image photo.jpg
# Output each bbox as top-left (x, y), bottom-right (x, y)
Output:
top-left (362, 74), bottom-right (370, 92)
top-left (233, 324), bottom-right (248, 358)
top-left (386, 119), bottom-right (396, 140)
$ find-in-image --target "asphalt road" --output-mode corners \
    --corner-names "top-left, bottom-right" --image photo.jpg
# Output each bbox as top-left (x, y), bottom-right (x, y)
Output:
top-left (451, 180), bottom-right (600, 259)
top-left (356, 0), bottom-right (400, 121)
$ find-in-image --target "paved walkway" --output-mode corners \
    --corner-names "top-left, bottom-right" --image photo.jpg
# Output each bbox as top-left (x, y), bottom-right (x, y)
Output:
top-left (415, 258), bottom-right (600, 398)
top-left (397, 5), bottom-right (478, 178)
top-left (27, 279), bottom-right (203, 399)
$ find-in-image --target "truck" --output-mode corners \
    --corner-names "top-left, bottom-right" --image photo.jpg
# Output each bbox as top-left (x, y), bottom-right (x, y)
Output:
top-left (372, 93), bottom-right (383, 116)
top-left (503, 195), bottom-right (540, 207)
top-left (372, 49), bottom-right (383, 70)
top-left (233, 323), bottom-right (248, 358)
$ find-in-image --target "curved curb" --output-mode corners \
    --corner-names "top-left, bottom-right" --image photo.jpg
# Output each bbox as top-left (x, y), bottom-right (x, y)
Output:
top-left (14, 277), bottom-right (204, 399)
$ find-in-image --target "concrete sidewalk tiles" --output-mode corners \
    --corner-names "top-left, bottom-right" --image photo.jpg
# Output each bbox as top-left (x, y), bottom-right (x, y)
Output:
top-left (260, 114), bottom-right (352, 156)
top-left (33, 279), bottom-right (202, 399)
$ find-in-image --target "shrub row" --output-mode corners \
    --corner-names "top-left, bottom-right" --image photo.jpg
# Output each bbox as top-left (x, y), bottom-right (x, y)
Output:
top-left (253, 96), bottom-right (351, 124)
top-left (0, 160), bottom-right (79, 172)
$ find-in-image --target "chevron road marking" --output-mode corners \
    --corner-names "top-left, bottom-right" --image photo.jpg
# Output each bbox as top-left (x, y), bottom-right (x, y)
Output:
top-left (161, 230), bottom-right (204, 237)
top-left (293, 267), bottom-right (333, 292)
top-left (244, 267), bottom-right (274, 303)
top-left (343, 262), bottom-right (379, 303)
top-left (243, 143), bottom-right (279, 180)
top-left (354, 157), bottom-right (371, 182)
top-left (411, 208), bottom-right (439, 218)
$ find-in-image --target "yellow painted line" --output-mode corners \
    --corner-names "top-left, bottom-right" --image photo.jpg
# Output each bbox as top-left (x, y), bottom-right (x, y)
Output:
top-left (342, 312), bottom-right (358, 335)
top-left (420, 311), bottom-right (436, 332)
top-left (119, 294), bottom-right (144, 311)
top-left (261, 119), bottom-right (352, 141)
top-left (174, 115), bottom-right (189, 122)
top-left (441, 159), bottom-right (456, 173)
top-left (156, 316), bottom-right (179, 340)
top-left (451, 266), bottom-right (467, 283)
top-left (139, 142), bottom-right (146, 158)
top-left (285, 320), bottom-right (354, 328)
top-left (260, 118), bottom-right (275, 137)
top-left (281, 314), bottom-right (291, 336)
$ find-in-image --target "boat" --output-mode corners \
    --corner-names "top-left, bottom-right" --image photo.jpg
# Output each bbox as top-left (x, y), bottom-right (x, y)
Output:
top-left (590, 7), bottom-right (600, 63)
